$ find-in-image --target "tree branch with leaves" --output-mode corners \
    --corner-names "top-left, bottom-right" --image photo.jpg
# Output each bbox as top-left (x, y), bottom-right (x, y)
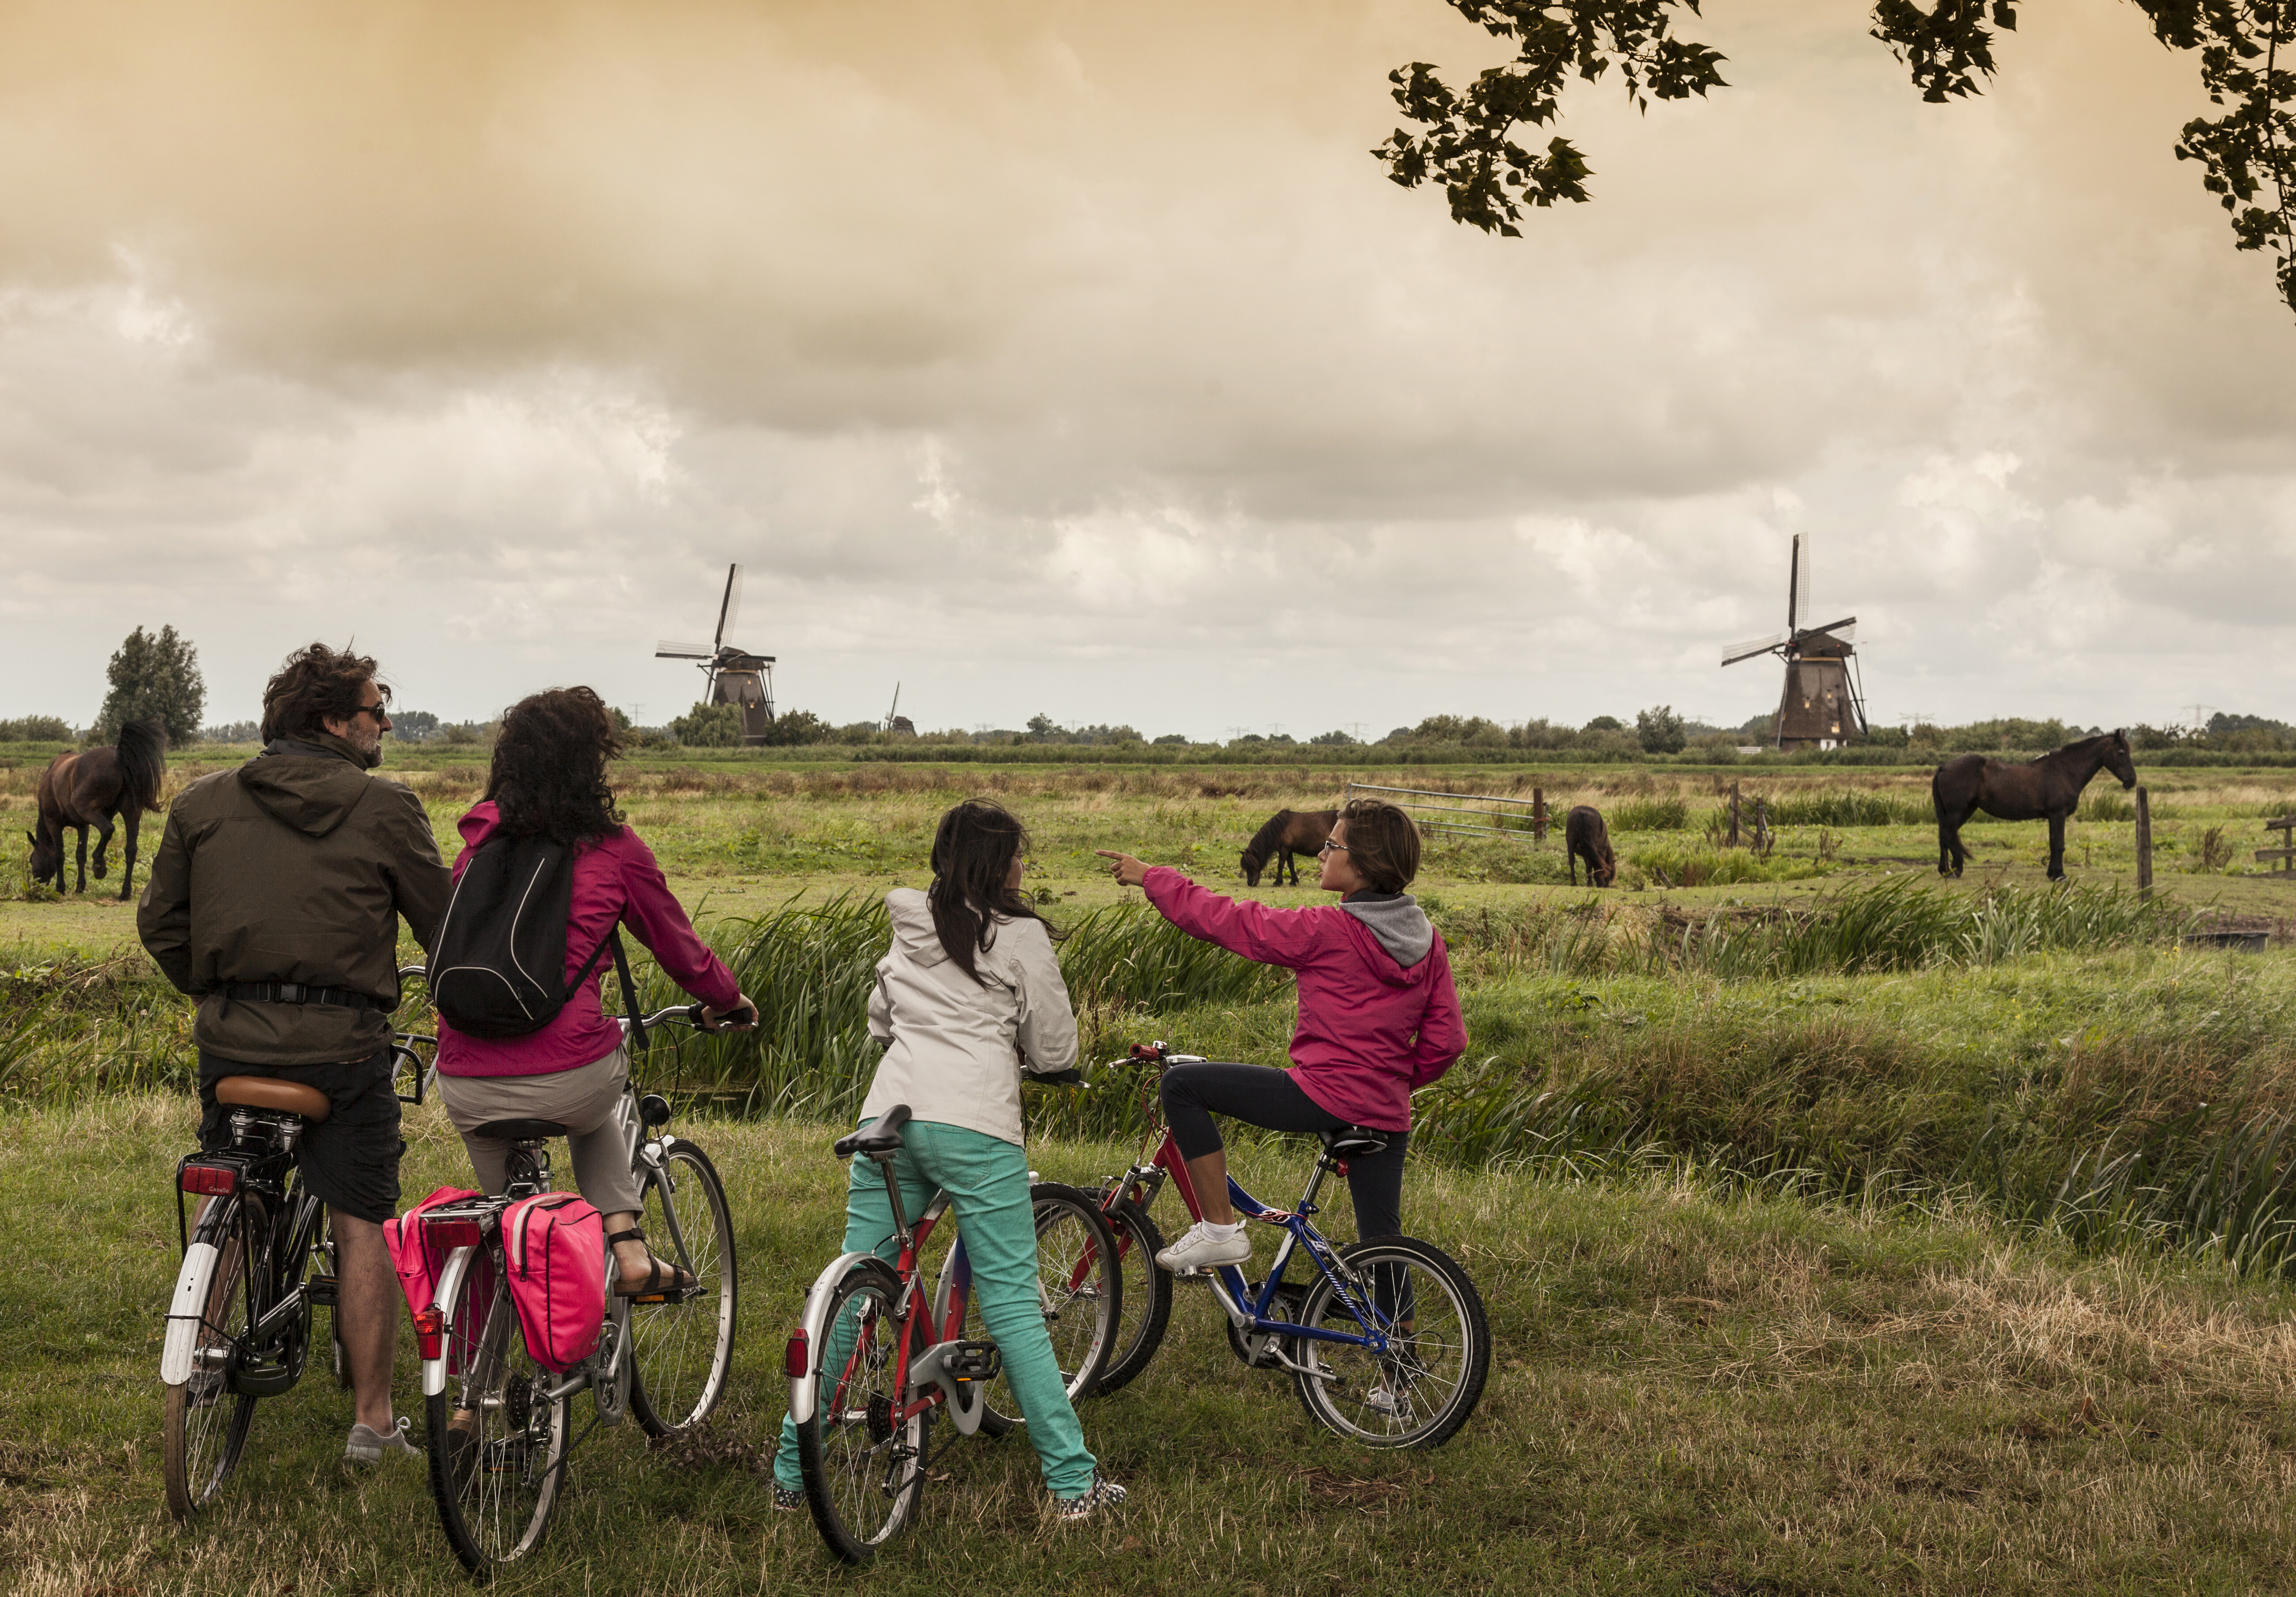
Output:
top-left (1377, 0), bottom-right (2296, 317)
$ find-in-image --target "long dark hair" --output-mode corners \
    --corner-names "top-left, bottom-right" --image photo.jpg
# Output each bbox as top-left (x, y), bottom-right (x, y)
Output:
top-left (484, 687), bottom-right (625, 847)
top-left (928, 798), bottom-right (1054, 984)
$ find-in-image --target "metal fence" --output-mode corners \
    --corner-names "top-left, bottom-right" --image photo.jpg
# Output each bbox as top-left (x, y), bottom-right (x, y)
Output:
top-left (1340, 782), bottom-right (1546, 843)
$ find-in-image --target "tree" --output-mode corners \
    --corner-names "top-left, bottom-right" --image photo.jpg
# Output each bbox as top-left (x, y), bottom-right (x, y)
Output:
top-left (93, 624), bottom-right (204, 744)
top-left (1636, 704), bottom-right (1686, 753)
top-left (669, 701), bottom-right (744, 747)
top-left (1379, 1), bottom-right (2296, 318)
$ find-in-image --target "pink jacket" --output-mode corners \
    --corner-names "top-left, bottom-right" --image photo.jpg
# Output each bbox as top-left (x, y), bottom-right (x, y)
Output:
top-left (1141, 867), bottom-right (1466, 1132)
top-left (436, 802), bottom-right (741, 1079)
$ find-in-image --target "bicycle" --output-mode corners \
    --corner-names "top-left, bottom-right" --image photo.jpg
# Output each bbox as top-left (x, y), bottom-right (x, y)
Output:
top-left (1072, 1041), bottom-right (1491, 1449)
top-left (783, 1102), bottom-right (1121, 1563)
top-left (159, 966), bottom-right (436, 1521)
top-left (413, 1000), bottom-right (743, 1577)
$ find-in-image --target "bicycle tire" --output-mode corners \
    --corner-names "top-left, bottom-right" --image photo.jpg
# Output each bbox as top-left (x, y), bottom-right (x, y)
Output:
top-left (1290, 1235), bottom-right (1491, 1450)
top-left (426, 1243), bottom-right (569, 1574)
top-left (796, 1258), bottom-right (926, 1564)
top-left (963, 1183), bottom-right (1120, 1434)
top-left (628, 1138), bottom-right (737, 1437)
top-left (161, 1194), bottom-right (263, 1520)
top-left (1093, 1198), bottom-right (1171, 1395)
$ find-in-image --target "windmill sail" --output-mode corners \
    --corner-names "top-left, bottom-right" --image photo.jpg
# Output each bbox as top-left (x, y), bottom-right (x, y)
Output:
top-left (713, 564), bottom-right (744, 653)
top-left (655, 639), bottom-right (717, 658)
top-left (1721, 631), bottom-right (1788, 667)
top-left (1790, 533), bottom-right (1813, 635)
top-left (1799, 617), bottom-right (1856, 644)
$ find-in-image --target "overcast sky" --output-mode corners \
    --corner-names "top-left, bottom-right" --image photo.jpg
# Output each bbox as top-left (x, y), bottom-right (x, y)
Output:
top-left (3, 0), bottom-right (2292, 740)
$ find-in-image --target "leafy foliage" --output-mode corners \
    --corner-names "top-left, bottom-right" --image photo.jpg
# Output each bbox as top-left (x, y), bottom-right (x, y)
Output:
top-left (1383, 0), bottom-right (2296, 318)
top-left (92, 625), bottom-right (203, 745)
top-left (1635, 704), bottom-right (1686, 754)
top-left (0, 715), bottom-right (74, 743)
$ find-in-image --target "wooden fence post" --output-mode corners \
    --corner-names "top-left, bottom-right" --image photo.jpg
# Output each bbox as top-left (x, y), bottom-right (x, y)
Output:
top-left (1533, 787), bottom-right (1546, 844)
top-left (2135, 785), bottom-right (2153, 897)
top-left (2258, 814), bottom-right (2296, 875)
top-left (1728, 781), bottom-right (1740, 848)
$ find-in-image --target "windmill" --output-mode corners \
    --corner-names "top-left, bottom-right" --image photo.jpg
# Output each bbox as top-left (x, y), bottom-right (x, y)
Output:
top-left (881, 683), bottom-right (915, 738)
top-left (655, 563), bottom-right (776, 745)
top-left (1719, 533), bottom-right (1867, 749)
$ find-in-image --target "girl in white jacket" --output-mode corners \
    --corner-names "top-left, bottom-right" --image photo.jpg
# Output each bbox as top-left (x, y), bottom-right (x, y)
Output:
top-left (770, 799), bottom-right (1123, 1519)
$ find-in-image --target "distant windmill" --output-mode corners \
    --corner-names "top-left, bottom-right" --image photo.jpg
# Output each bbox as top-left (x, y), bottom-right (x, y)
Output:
top-left (882, 683), bottom-right (915, 738)
top-left (655, 563), bottom-right (776, 745)
top-left (1719, 534), bottom-right (1868, 749)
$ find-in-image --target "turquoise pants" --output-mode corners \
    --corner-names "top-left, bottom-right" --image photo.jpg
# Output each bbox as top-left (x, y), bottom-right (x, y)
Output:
top-left (774, 1118), bottom-right (1098, 1498)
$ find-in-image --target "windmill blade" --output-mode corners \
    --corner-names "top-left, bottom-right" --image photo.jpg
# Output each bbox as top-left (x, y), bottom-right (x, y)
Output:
top-left (1792, 533), bottom-right (1813, 633)
top-left (655, 640), bottom-right (717, 659)
top-left (713, 563), bottom-right (744, 651)
top-left (1721, 632), bottom-right (1788, 666)
top-left (1799, 616), bottom-right (1857, 644)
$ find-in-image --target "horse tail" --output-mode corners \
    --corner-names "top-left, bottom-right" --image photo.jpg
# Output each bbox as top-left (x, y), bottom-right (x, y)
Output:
top-left (116, 719), bottom-right (168, 812)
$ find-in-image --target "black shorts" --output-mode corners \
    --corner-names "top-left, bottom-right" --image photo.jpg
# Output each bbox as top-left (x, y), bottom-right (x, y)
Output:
top-left (198, 1045), bottom-right (404, 1225)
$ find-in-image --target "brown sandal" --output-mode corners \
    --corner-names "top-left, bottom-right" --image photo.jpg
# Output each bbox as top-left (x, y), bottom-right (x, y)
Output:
top-left (606, 1227), bottom-right (697, 1297)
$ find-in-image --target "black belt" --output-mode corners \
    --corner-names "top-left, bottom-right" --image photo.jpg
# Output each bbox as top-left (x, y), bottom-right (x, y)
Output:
top-left (220, 982), bottom-right (379, 1011)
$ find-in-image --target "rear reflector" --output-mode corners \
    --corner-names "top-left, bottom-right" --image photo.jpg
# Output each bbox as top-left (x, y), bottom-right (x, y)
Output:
top-left (785, 1327), bottom-right (810, 1379)
top-left (412, 1306), bottom-right (444, 1361)
top-left (179, 1164), bottom-right (238, 1197)
top-left (425, 1217), bottom-right (485, 1248)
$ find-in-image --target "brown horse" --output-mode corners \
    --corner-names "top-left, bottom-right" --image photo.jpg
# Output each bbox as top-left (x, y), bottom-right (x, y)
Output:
top-left (1932, 729), bottom-right (2137, 881)
top-left (1241, 808), bottom-right (1337, 887)
top-left (29, 719), bottom-right (168, 899)
top-left (1565, 805), bottom-right (1617, 888)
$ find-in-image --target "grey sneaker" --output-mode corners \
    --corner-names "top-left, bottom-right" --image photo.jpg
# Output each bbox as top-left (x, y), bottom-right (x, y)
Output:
top-left (1055, 1473), bottom-right (1127, 1521)
top-left (344, 1417), bottom-right (419, 1463)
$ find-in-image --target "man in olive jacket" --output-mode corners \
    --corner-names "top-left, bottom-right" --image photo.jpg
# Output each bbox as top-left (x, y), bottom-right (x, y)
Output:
top-left (140, 642), bottom-right (451, 1464)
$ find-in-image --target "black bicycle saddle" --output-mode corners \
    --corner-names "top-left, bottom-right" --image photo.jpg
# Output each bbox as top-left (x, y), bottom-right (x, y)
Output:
top-left (833, 1103), bottom-right (912, 1160)
top-left (1320, 1125), bottom-right (1390, 1158)
top-left (472, 1118), bottom-right (573, 1143)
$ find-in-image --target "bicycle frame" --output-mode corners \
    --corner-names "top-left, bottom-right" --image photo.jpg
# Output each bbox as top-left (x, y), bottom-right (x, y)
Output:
top-left (164, 1114), bottom-right (334, 1396)
top-left (1099, 1056), bottom-right (1400, 1369)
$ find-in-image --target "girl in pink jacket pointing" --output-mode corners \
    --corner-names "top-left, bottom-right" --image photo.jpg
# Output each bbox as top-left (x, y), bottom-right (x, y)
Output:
top-left (1096, 797), bottom-right (1465, 1274)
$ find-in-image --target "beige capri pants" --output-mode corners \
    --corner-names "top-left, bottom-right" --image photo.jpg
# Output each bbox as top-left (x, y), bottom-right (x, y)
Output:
top-left (437, 1043), bottom-right (644, 1216)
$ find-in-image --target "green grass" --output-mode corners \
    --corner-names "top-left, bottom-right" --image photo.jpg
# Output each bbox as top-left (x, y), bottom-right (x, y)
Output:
top-left (13, 1099), bottom-right (2296, 1594)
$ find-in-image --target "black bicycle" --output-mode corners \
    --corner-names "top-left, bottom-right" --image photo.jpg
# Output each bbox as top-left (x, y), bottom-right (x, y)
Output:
top-left (159, 967), bottom-right (434, 1520)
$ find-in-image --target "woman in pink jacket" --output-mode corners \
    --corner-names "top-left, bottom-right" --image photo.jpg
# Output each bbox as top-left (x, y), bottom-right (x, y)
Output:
top-left (1097, 797), bottom-right (1465, 1273)
top-left (434, 687), bottom-right (754, 1296)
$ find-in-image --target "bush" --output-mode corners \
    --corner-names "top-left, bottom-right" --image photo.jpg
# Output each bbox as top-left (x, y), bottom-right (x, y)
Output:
top-left (670, 702), bottom-right (745, 747)
top-left (0, 715), bottom-right (74, 743)
top-left (1635, 705), bottom-right (1686, 755)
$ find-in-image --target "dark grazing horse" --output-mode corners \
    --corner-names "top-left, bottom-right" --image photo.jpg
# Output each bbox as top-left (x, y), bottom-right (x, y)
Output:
top-left (28, 719), bottom-right (168, 899)
top-left (1241, 808), bottom-right (1338, 887)
top-left (1565, 805), bottom-right (1617, 888)
top-left (1932, 729), bottom-right (2137, 881)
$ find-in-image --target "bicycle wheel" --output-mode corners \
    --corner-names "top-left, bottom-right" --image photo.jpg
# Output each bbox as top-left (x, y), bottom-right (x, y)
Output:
top-left (964, 1184), bottom-right (1119, 1433)
top-left (1290, 1236), bottom-right (1490, 1449)
top-left (629, 1138), bottom-right (737, 1436)
top-left (426, 1247), bottom-right (569, 1573)
top-left (1091, 1197), bottom-right (1171, 1395)
top-left (162, 1195), bottom-right (263, 1520)
top-left (796, 1258), bottom-right (926, 1564)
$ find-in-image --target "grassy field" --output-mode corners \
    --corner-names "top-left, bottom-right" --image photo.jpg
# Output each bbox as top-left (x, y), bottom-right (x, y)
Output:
top-left (12, 1099), bottom-right (2296, 1595)
top-left (9, 753), bottom-right (2296, 1589)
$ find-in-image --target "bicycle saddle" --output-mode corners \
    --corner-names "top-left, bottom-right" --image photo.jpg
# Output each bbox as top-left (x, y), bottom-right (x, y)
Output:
top-left (833, 1103), bottom-right (912, 1160)
top-left (214, 1076), bottom-right (332, 1122)
top-left (471, 1118), bottom-right (573, 1143)
top-left (1320, 1126), bottom-right (1389, 1158)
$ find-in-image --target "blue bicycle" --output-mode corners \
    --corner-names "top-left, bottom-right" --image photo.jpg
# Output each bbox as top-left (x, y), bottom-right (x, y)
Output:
top-left (1079, 1042), bottom-right (1491, 1449)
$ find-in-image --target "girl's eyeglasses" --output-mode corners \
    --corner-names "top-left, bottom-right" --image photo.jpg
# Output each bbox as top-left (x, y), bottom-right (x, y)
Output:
top-left (1317, 840), bottom-right (1349, 856)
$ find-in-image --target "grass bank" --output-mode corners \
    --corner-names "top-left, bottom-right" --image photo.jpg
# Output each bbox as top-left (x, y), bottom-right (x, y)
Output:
top-left (11, 1100), bottom-right (2296, 1594)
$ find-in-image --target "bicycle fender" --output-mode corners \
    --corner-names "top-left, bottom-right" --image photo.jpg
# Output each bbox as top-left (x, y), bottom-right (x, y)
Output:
top-left (159, 1242), bottom-right (220, 1386)
top-left (787, 1250), bottom-right (879, 1425)
top-left (421, 1245), bottom-right (476, 1400)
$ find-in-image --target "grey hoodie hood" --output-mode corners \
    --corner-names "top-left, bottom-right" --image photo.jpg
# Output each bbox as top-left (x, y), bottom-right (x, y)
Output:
top-left (1340, 891), bottom-right (1434, 968)
top-left (886, 888), bottom-right (956, 969)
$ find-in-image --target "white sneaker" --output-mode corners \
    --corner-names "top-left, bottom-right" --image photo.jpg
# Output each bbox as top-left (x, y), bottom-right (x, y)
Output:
top-left (1154, 1220), bottom-right (1252, 1272)
top-left (344, 1417), bottom-right (420, 1463)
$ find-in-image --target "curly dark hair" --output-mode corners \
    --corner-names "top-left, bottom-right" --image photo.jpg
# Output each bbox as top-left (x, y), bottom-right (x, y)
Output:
top-left (928, 798), bottom-right (1056, 984)
top-left (483, 687), bottom-right (626, 847)
top-left (260, 642), bottom-right (389, 744)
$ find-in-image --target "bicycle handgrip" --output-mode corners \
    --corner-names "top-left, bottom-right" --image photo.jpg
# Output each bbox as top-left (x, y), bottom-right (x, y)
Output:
top-left (1030, 1068), bottom-right (1085, 1087)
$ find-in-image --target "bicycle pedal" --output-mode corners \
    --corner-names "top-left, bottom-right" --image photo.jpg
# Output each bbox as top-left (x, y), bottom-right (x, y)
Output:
top-left (948, 1340), bottom-right (1002, 1381)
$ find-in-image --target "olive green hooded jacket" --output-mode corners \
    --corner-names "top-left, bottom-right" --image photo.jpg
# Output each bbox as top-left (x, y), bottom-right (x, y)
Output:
top-left (137, 733), bottom-right (452, 1065)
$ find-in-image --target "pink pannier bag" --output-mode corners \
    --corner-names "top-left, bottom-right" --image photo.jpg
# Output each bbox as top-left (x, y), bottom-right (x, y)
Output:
top-left (503, 1192), bottom-right (608, 1372)
top-left (385, 1184), bottom-right (482, 1323)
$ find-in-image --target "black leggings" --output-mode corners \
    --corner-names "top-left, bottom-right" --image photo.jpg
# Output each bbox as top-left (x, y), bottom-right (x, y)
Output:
top-left (1161, 1061), bottom-right (1409, 1244)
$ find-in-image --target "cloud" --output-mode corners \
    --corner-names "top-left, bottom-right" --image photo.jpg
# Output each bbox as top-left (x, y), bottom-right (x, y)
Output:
top-left (0, 0), bottom-right (2293, 737)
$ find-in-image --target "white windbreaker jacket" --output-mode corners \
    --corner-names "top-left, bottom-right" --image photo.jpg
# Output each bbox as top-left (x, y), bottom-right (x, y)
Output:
top-left (858, 887), bottom-right (1080, 1147)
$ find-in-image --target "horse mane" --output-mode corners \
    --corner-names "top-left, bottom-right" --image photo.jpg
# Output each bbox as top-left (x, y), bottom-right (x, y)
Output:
top-left (116, 719), bottom-right (168, 812)
top-left (1241, 810), bottom-right (1291, 867)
